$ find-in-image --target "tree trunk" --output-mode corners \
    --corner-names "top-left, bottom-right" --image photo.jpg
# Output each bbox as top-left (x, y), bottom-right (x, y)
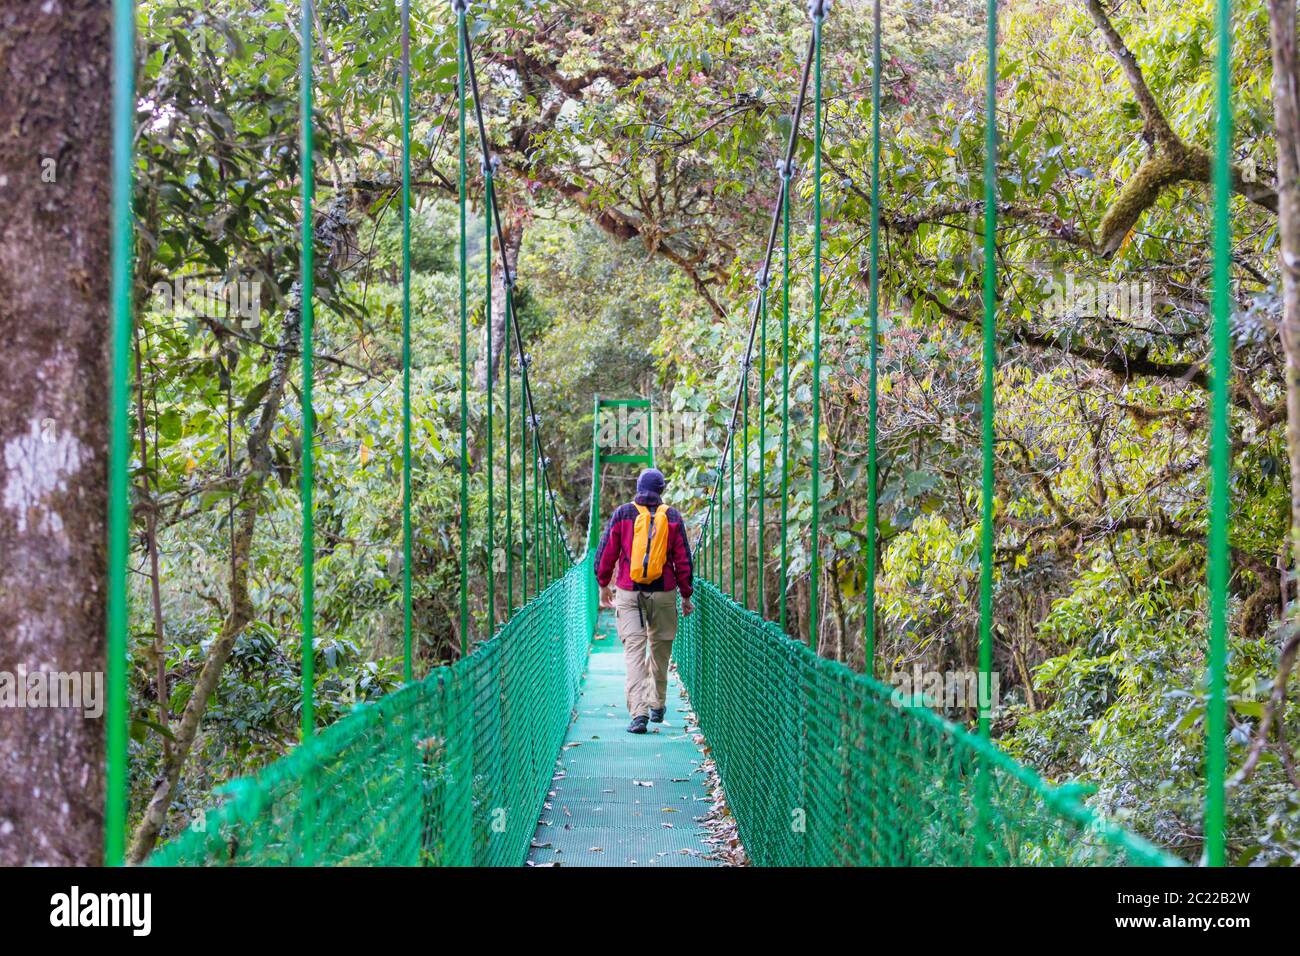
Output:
top-left (0, 0), bottom-right (112, 866)
top-left (1270, 0), bottom-right (1300, 590)
top-left (475, 210), bottom-right (523, 390)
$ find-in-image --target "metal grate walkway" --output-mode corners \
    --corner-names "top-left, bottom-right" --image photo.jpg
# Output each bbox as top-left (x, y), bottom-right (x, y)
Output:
top-left (526, 610), bottom-right (721, 867)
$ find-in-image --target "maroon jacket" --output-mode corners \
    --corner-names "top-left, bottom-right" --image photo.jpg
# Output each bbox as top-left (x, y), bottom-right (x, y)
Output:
top-left (595, 494), bottom-right (693, 597)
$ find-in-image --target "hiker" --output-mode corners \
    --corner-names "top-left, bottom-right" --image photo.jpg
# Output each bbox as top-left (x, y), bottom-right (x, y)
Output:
top-left (594, 468), bottom-right (694, 734)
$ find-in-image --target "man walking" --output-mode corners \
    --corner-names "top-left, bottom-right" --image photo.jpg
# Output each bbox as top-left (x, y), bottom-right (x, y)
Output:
top-left (594, 468), bottom-right (694, 734)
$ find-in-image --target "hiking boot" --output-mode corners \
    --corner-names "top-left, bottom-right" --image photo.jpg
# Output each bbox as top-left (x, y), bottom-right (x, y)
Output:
top-left (627, 715), bottom-right (649, 734)
top-left (649, 707), bottom-right (666, 723)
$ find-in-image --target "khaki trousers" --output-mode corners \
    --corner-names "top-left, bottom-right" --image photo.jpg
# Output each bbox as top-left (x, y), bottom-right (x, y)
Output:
top-left (612, 588), bottom-right (679, 718)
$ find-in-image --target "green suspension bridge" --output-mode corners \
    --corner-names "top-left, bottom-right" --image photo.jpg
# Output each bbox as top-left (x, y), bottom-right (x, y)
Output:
top-left (99, 0), bottom-right (1246, 866)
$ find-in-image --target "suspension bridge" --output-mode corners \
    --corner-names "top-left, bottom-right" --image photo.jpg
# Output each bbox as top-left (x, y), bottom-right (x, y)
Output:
top-left (99, 0), bottom-right (1248, 866)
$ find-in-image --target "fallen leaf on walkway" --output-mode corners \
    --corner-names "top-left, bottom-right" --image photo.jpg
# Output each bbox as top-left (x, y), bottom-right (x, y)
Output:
top-left (589, 847), bottom-right (603, 853)
top-left (530, 840), bottom-right (552, 849)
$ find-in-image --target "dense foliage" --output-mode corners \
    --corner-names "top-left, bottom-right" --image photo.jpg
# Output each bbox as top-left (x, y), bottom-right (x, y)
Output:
top-left (124, 0), bottom-right (1300, 864)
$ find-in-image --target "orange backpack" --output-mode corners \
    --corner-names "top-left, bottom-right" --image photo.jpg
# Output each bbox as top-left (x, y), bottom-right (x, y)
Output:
top-left (629, 504), bottom-right (670, 585)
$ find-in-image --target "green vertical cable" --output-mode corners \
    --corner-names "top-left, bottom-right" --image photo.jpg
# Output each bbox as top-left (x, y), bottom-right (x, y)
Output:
top-left (743, 356), bottom-right (750, 609)
top-left (534, 438), bottom-right (541, 594)
top-left (779, 170), bottom-right (792, 631)
top-left (1205, 0), bottom-right (1233, 869)
top-left (400, 0), bottom-right (413, 682)
top-left (520, 381), bottom-right (524, 601)
top-left (977, 0), bottom-right (997, 743)
top-left (485, 168), bottom-right (495, 631)
top-left (456, 5), bottom-right (469, 657)
top-left (647, 404), bottom-right (656, 467)
top-left (974, 0), bottom-right (999, 869)
top-left (729, 419), bottom-right (736, 596)
top-left (865, 0), bottom-right (881, 679)
top-left (714, 484), bottom-right (721, 584)
top-left (717, 480), bottom-right (723, 585)
top-left (505, 291), bottom-right (513, 617)
top-left (757, 290), bottom-right (768, 614)
top-left (743, 356), bottom-right (754, 608)
top-left (299, 0), bottom-right (316, 740)
top-left (106, 0), bottom-right (135, 867)
top-left (808, 6), bottom-right (824, 651)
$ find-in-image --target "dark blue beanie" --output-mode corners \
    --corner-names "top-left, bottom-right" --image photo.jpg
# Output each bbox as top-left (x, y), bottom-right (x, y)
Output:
top-left (636, 468), bottom-right (666, 496)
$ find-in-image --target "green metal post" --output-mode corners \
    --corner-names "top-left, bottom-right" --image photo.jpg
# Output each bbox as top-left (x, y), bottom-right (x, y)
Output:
top-left (975, 0), bottom-right (999, 868)
top-left (505, 291), bottom-right (513, 616)
top-left (808, 5), bottom-right (824, 651)
top-left (758, 289), bottom-right (767, 614)
top-left (401, 0), bottom-right (413, 682)
top-left (106, 0), bottom-right (136, 867)
top-left (743, 356), bottom-right (750, 609)
top-left (1205, 0), bottom-right (1233, 868)
top-left (978, 0), bottom-right (997, 742)
top-left (522, 369), bottom-right (529, 603)
top-left (485, 168), bottom-right (495, 629)
top-left (300, 0), bottom-right (316, 740)
top-left (865, 0), bottom-right (881, 678)
top-left (779, 169), bottom-right (792, 632)
top-left (729, 419), bottom-right (736, 597)
top-left (457, 4), bottom-right (469, 656)
top-left (534, 436), bottom-right (541, 595)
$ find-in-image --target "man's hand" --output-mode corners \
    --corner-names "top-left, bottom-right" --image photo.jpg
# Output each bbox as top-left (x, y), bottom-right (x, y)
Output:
top-left (599, 585), bottom-right (615, 609)
top-left (681, 596), bottom-right (694, 617)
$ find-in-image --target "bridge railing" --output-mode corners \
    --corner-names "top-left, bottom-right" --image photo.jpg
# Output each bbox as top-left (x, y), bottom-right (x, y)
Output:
top-left (675, 582), bottom-right (1178, 866)
top-left (148, 555), bottom-right (593, 867)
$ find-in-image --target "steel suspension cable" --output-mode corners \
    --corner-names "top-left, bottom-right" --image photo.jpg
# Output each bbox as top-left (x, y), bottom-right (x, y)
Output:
top-left (458, 10), bottom-right (575, 572)
top-left (106, 0), bottom-right (136, 867)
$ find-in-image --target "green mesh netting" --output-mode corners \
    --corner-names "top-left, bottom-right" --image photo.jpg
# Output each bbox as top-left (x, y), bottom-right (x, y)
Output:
top-left (674, 581), bottom-right (1180, 867)
top-left (148, 555), bottom-right (594, 866)
top-left (149, 554), bottom-right (1176, 866)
